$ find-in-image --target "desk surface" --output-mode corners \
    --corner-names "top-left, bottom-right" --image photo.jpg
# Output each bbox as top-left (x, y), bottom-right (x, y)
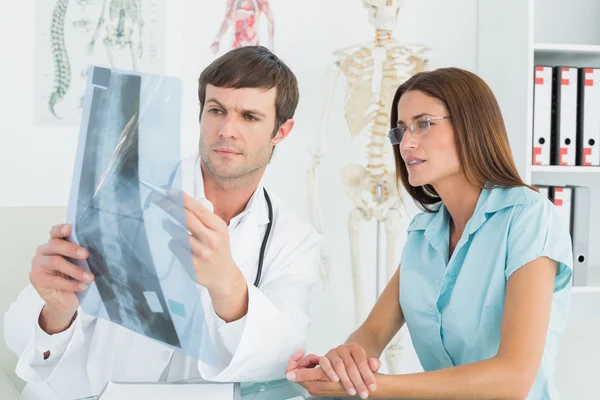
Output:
top-left (78, 379), bottom-right (405, 399)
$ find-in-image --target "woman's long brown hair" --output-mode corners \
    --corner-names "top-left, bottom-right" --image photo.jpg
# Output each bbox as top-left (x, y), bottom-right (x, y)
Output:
top-left (390, 67), bottom-right (536, 212)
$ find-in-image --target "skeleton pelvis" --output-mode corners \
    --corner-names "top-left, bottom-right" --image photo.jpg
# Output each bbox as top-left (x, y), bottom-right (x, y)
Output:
top-left (341, 164), bottom-right (400, 217)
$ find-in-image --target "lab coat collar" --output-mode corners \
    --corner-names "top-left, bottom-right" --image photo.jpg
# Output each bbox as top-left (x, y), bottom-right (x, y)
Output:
top-left (189, 153), bottom-right (270, 227)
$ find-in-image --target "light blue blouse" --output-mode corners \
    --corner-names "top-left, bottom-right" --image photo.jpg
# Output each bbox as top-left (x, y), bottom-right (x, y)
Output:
top-left (400, 185), bottom-right (573, 399)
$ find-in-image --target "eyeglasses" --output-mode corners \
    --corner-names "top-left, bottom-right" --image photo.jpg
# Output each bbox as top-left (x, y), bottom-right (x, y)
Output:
top-left (388, 115), bottom-right (452, 145)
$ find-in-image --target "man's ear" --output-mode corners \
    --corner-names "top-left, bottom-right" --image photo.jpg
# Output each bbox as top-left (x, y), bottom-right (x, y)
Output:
top-left (272, 119), bottom-right (295, 145)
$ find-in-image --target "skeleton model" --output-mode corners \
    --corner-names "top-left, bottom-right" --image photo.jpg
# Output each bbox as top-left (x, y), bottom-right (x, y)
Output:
top-left (49, 0), bottom-right (71, 118)
top-left (211, 0), bottom-right (274, 55)
top-left (308, 0), bottom-right (428, 373)
top-left (86, 0), bottom-right (145, 71)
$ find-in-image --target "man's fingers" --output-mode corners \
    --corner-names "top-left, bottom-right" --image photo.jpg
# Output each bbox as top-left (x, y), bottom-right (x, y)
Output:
top-left (150, 188), bottom-right (188, 227)
top-left (49, 224), bottom-right (70, 239)
top-left (286, 349), bottom-right (305, 373)
top-left (39, 238), bottom-right (88, 260)
top-left (318, 356), bottom-right (339, 383)
top-left (297, 353), bottom-right (321, 369)
top-left (168, 239), bottom-right (196, 280)
top-left (184, 209), bottom-right (213, 242)
top-left (34, 255), bottom-right (95, 283)
top-left (38, 274), bottom-right (90, 292)
top-left (162, 218), bottom-right (191, 243)
top-left (286, 367), bottom-right (328, 383)
top-left (182, 191), bottom-right (223, 231)
top-left (291, 349), bottom-right (305, 362)
top-left (306, 354), bottom-right (322, 366)
top-left (152, 189), bottom-right (224, 235)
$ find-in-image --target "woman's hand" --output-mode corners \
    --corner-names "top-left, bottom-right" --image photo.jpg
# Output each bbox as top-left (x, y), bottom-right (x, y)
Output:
top-left (286, 344), bottom-right (381, 399)
top-left (319, 343), bottom-right (381, 398)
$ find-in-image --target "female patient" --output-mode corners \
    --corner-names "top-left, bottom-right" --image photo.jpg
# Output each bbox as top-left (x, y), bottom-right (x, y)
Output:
top-left (286, 67), bottom-right (573, 399)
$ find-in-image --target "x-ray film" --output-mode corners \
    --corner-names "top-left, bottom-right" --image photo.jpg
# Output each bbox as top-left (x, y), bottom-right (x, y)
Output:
top-left (65, 66), bottom-right (216, 365)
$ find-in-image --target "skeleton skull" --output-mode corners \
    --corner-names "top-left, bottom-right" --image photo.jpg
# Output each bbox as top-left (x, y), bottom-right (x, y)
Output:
top-left (362, 0), bottom-right (405, 32)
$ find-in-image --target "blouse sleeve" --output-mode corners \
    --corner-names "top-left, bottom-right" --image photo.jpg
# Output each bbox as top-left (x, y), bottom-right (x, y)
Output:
top-left (505, 198), bottom-right (573, 293)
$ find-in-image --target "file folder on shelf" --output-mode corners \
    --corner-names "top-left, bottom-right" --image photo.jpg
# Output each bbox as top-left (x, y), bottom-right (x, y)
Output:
top-left (547, 186), bottom-right (590, 287)
top-left (535, 185), bottom-right (551, 201)
top-left (577, 68), bottom-right (600, 166)
top-left (551, 186), bottom-right (573, 236)
top-left (571, 186), bottom-right (590, 286)
top-left (533, 66), bottom-right (554, 166)
top-left (553, 67), bottom-right (578, 166)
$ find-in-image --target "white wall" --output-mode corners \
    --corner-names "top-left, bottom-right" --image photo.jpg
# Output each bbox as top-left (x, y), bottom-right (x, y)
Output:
top-left (534, 0), bottom-right (600, 46)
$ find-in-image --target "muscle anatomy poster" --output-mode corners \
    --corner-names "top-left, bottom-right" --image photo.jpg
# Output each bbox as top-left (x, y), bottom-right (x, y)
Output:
top-left (211, 0), bottom-right (275, 56)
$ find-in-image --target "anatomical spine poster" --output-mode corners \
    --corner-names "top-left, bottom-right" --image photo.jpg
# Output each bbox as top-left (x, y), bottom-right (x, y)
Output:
top-left (34, 0), bottom-right (166, 126)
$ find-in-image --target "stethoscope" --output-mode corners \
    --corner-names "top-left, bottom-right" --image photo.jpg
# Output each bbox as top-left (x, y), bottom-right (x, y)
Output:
top-left (154, 161), bottom-right (273, 288)
top-left (255, 187), bottom-right (272, 288)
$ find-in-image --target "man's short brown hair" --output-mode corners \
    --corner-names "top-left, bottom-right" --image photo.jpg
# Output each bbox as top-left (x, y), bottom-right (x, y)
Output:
top-left (198, 46), bottom-right (299, 137)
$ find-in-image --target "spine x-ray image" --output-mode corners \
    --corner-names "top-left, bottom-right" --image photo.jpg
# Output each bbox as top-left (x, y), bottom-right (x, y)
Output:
top-left (66, 66), bottom-right (216, 365)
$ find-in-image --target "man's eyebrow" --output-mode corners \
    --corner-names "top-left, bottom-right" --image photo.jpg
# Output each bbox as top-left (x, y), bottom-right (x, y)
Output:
top-left (206, 97), bottom-right (226, 109)
top-left (205, 98), bottom-right (266, 118)
top-left (397, 113), bottom-right (427, 125)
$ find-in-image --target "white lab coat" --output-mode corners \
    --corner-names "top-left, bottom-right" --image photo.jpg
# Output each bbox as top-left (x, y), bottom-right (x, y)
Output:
top-left (4, 153), bottom-right (322, 400)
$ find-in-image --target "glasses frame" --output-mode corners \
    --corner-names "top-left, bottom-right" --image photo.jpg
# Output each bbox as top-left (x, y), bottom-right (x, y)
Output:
top-left (388, 115), bottom-right (452, 145)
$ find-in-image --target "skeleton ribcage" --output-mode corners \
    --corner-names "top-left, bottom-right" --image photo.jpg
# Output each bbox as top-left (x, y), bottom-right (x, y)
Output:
top-left (336, 47), bottom-right (376, 138)
top-left (110, 0), bottom-right (138, 22)
top-left (336, 43), bottom-right (427, 180)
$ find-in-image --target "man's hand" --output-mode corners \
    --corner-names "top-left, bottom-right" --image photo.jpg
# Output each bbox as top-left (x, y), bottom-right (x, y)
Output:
top-left (156, 189), bottom-right (248, 322)
top-left (286, 349), bottom-right (321, 379)
top-left (30, 223), bottom-right (95, 334)
top-left (285, 349), bottom-right (351, 398)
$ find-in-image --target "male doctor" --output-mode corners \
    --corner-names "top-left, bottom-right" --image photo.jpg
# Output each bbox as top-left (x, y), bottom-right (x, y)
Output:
top-left (4, 46), bottom-right (321, 400)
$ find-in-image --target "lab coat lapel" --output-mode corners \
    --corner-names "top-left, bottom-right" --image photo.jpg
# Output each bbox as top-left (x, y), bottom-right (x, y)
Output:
top-left (229, 188), bottom-right (271, 284)
top-left (230, 214), bottom-right (262, 283)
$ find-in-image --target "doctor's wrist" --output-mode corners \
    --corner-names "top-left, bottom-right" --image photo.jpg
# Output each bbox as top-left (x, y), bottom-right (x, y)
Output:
top-left (39, 305), bottom-right (77, 335)
top-left (208, 263), bottom-right (249, 323)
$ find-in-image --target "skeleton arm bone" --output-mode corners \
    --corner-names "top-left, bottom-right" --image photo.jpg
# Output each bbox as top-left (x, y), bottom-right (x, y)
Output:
top-left (212, 0), bottom-right (235, 49)
top-left (137, 0), bottom-right (144, 57)
top-left (307, 61), bottom-right (342, 285)
top-left (86, 0), bottom-right (109, 53)
top-left (308, 61), bottom-right (341, 236)
top-left (258, 0), bottom-right (275, 49)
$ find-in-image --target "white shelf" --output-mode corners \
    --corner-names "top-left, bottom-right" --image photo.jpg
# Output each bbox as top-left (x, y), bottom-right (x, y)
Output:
top-left (572, 286), bottom-right (600, 293)
top-left (534, 43), bottom-right (600, 55)
top-left (532, 166), bottom-right (600, 174)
